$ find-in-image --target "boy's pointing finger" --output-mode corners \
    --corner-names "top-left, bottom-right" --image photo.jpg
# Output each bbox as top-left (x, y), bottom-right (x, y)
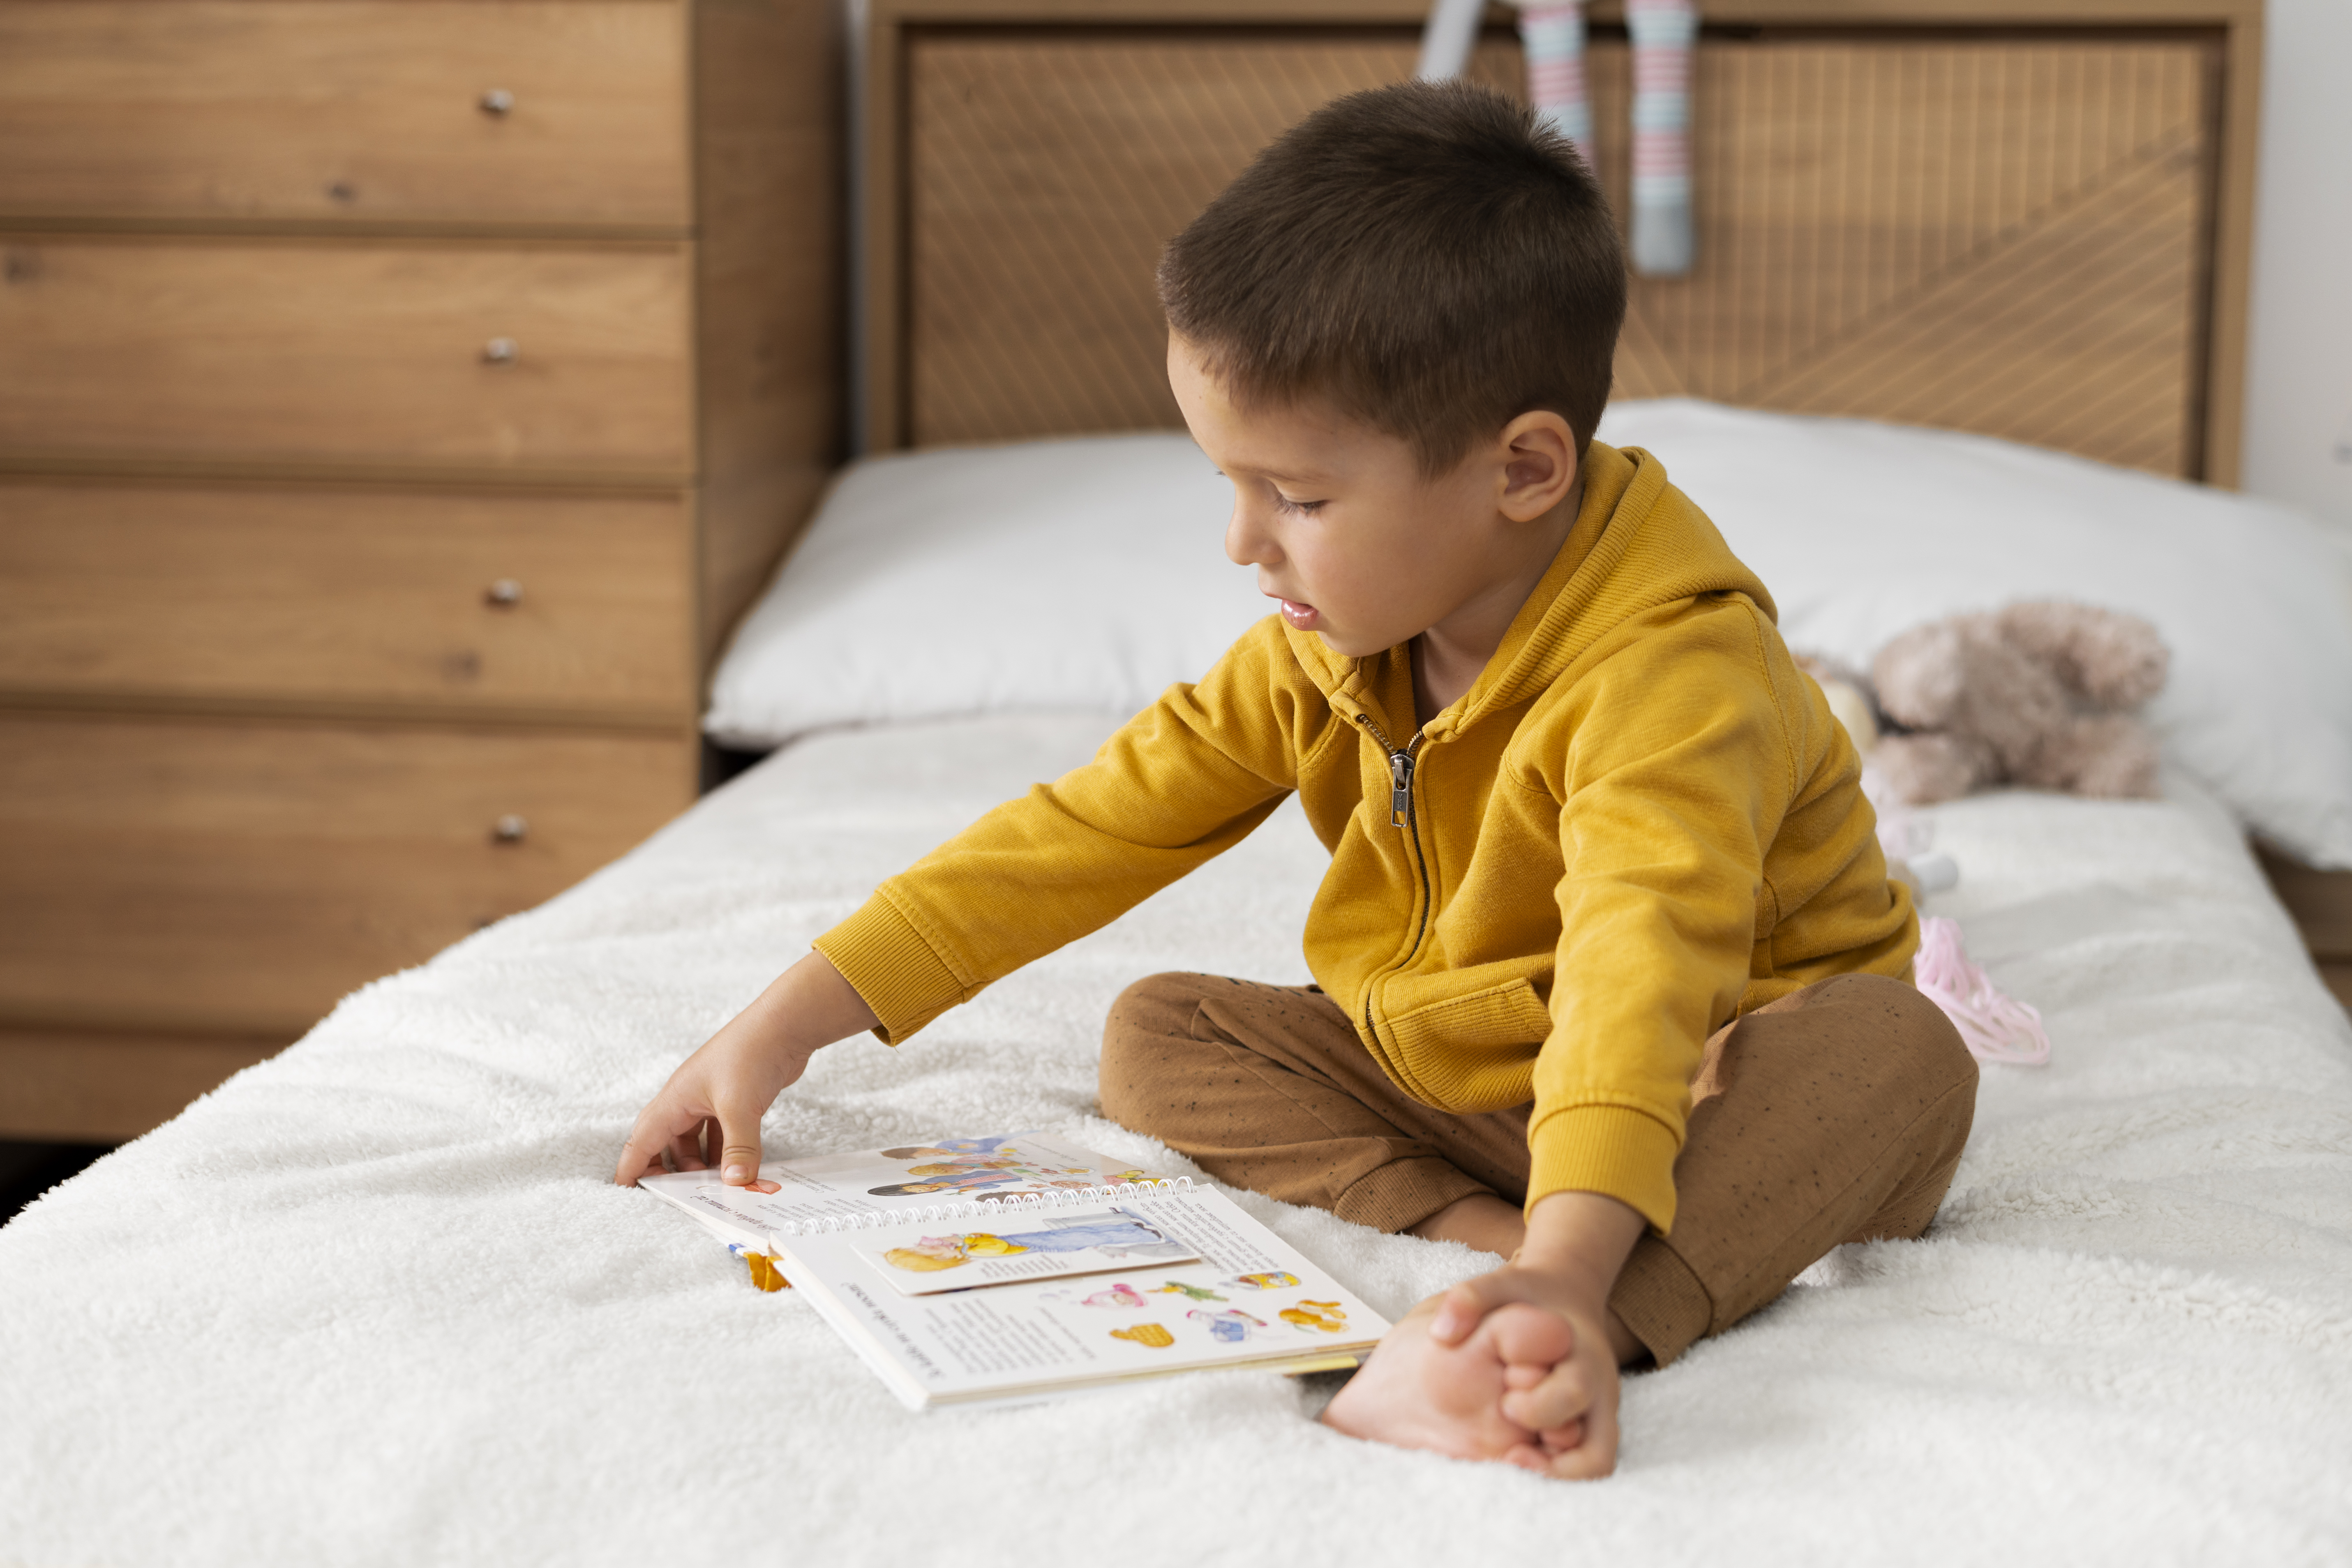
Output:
top-left (613, 1106), bottom-right (672, 1186)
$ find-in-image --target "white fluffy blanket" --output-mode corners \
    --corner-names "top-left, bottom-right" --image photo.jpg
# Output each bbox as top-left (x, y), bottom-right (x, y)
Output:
top-left (5, 714), bottom-right (2350, 1567)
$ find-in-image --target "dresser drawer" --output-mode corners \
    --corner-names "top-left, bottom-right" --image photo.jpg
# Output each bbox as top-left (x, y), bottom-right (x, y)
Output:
top-left (0, 237), bottom-right (694, 475)
top-left (0, 480), bottom-right (697, 720)
top-left (0, 713), bottom-right (696, 1035)
top-left (0, 0), bottom-right (690, 228)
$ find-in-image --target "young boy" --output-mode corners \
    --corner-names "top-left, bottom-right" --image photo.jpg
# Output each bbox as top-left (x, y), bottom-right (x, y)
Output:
top-left (615, 80), bottom-right (1976, 1478)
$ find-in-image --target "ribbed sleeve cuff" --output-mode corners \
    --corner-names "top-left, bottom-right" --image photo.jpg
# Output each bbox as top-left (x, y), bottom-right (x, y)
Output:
top-left (1525, 1102), bottom-right (1683, 1234)
top-left (810, 890), bottom-right (970, 1046)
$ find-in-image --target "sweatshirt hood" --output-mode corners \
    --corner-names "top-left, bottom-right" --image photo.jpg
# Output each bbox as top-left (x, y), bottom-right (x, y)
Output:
top-left (1284, 441), bottom-right (1776, 737)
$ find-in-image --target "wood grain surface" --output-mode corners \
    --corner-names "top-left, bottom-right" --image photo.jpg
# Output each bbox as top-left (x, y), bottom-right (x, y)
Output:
top-left (0, 1026), bottom-right (286, 1144)
top-left (0, 235), bottom-right (695, 477)
top-left (1583, 36), bottom-right (2217, 478)
top-left (0, 479), bottom-right (697, 722)
top-left (898, 28), bottom-right (2219, 477)
top-left (690, 0), bottom-right (845, 657)
top-left (0, 0), bottom-right (692, 230)
top-left (872, 0), bottom-right (2253, 20)
top-left (0, 712), bottom-right (697, 1035)
top-left (2260, 846), bottom-right (2352, 961)
top-left (0, 0), bottom-right (845, 1141)
top-left (2258, 847), bottom-right (2352, 1015)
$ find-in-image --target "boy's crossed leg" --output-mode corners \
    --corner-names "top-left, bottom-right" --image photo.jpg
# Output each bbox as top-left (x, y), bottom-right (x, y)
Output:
top-left (1100, 970), bottom-right (1976, 1470)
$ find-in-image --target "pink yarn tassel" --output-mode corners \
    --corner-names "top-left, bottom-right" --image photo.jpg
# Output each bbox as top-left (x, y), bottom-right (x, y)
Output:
top-left (1913, 916), bottom-right (2050, 1066)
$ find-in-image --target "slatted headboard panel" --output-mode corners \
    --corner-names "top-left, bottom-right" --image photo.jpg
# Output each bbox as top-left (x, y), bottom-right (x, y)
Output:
top-left (865, 0), bottom-right (2260, 483)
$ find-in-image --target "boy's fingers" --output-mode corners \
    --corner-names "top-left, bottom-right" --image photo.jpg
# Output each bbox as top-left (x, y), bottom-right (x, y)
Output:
top-left (613, 1109), bottom-right (674, 1186)
top-left (667, 1123), bottom-right (709, 1173)
top-left (715, 1095), bottom-right (765, 1185)
top-left (615, 1093), bottom-right (706, 1185)
top-left (613, 1138), bottom-right (656, 1185)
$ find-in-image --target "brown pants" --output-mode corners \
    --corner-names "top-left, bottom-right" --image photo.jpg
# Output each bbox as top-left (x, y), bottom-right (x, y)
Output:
top-left (1099, 971), bottom-right (1976, 1367)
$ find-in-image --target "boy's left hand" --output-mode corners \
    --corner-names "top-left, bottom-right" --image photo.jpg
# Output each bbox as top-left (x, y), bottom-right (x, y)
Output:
top-left (1433, 1261), bottom-right (1628, 1475)
top-left (1321, 1191), bottom-right (1646, 1478)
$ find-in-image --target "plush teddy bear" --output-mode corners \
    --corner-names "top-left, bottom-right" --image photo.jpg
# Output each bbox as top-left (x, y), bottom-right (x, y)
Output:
top-left (1868, 601), bottom-right (2170, 805)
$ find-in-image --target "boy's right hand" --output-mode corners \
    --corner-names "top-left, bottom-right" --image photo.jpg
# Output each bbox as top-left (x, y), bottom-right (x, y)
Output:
top-left (612, 950), bottom-right (879, 1187)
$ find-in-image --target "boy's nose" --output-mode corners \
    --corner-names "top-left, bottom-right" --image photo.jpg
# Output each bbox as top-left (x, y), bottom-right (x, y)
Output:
top-left (1226, 504), bottom-right (1276, 569)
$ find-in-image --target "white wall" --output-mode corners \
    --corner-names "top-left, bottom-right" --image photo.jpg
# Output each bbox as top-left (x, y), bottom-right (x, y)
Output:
top-left (2241, 0), bottom-right (2352, 529)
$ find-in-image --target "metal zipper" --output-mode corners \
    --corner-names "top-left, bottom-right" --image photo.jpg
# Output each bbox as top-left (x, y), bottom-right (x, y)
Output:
top-left (1353, 711), bottom-right (1425, 830)
top-left (1351, 705), bottom-right (1439, 1098)
top-left (1353, 709), bottom-right (1436, 1048)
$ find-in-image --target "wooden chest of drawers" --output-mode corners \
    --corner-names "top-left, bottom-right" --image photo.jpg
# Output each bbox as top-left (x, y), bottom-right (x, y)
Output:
top-left (0, 0), bottom-right (840, 1140)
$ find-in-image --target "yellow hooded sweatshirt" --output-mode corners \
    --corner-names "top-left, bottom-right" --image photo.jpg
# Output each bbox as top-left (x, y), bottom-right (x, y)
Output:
top-left (815, 442), bottom-right (1916, 1233)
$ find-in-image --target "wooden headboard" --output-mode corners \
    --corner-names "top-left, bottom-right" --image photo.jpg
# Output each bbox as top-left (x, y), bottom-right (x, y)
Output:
top-left (861, 0), bottom-right (2261, 483)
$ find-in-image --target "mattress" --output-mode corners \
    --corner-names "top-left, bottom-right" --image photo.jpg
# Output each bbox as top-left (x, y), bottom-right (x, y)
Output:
top-left (3, 711), bottom-right (2349, 1566)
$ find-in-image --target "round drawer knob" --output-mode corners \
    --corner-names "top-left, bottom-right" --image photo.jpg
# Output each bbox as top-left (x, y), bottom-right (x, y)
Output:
top-left (485, 578), bottom-right (523, 608)
top-left (480, 88), bottom-right (515, 116)
top-left (492, 814), bottom-right (529, 844)
top-left (482, 337), bottom-right (519, 365)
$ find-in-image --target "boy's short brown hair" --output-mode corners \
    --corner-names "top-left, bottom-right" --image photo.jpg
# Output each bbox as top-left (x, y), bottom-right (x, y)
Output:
top-left (1158, 78), bottom-right (1625, 474)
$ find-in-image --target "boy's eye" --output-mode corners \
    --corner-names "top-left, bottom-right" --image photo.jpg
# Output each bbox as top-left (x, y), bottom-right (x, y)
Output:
top-left (1274, 493), bottom-right (1327, 516)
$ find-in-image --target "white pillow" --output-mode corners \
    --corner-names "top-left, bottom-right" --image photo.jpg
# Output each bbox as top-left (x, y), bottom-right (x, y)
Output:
top-left (704, 433), bottom-right (1263, 747)
top-left (707, 404), bottom-right (2352, 868)
top-left (1595, 399), bottom-right (2352, 868)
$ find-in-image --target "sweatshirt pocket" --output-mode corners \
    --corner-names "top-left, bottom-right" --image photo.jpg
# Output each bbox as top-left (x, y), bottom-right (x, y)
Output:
top-left (1381, 976), bottom-right (1556, 1112)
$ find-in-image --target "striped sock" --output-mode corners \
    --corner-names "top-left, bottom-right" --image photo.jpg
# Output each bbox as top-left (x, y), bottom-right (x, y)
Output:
top-left (1626, 0), bottom-right (1696, 275)
top-left (1515, 2), bottom-right (1593, 162)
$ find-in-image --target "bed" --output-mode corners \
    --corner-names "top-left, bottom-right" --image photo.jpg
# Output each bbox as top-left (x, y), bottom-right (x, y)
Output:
top-left (4, 692), bottom-right (2348, 1562)
top-left (8, 0), bottom-right (2352, 1563)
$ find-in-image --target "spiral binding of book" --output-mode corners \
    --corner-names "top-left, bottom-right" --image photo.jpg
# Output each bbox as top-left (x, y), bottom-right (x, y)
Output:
top-left (766, 1177), bottom-right (1196, 1238)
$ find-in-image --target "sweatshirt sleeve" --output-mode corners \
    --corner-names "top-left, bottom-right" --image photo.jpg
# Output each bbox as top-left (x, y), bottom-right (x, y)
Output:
top-left (815, 618), bottom-right (1325, 1042)
top-left (1524, 602), bottom-right (1796, 1232)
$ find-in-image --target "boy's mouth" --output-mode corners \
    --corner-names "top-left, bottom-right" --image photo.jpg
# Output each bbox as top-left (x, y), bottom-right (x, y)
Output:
top-left (1274, 597), bottom-right (1320, 630)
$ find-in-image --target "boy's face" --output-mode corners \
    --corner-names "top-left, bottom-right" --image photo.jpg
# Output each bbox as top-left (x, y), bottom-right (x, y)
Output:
top-left (1168, 333), bottom-right (1574, 662)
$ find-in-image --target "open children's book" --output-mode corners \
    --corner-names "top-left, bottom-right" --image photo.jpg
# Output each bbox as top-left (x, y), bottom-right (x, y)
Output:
top-left (636, 1131), bottom-right (1390, 1410)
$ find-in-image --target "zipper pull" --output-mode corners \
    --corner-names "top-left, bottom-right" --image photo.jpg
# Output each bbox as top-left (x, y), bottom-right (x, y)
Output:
top-left (1388, 748), bottom-right (1415, 828)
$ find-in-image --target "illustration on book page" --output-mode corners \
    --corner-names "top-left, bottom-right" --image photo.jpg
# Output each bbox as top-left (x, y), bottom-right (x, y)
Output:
top-left (639, 1130), bottom-right (1166, 1240)
top-left (865, 1208), bottom-right (1199, 1296)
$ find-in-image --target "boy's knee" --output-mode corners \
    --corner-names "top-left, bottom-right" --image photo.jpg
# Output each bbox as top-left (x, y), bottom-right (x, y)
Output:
top-left (1103, 972), bottom-right (1212, 1048)
top-left (1826, 975), bottom-right (1980, 1240)
top-left (1779, 972), bottom-right (1979, 1130)
top-left (1099, 973), bottom-right (1213, 1130)
top-left (1879, 973), bottom-right (1979, 1100)
top-left (1820, 973), bottom-right (1979, 1164)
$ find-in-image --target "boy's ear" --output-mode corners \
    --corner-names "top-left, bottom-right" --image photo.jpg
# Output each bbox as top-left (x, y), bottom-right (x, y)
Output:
top-left (1495, 411), bottom-right (1580, 522)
